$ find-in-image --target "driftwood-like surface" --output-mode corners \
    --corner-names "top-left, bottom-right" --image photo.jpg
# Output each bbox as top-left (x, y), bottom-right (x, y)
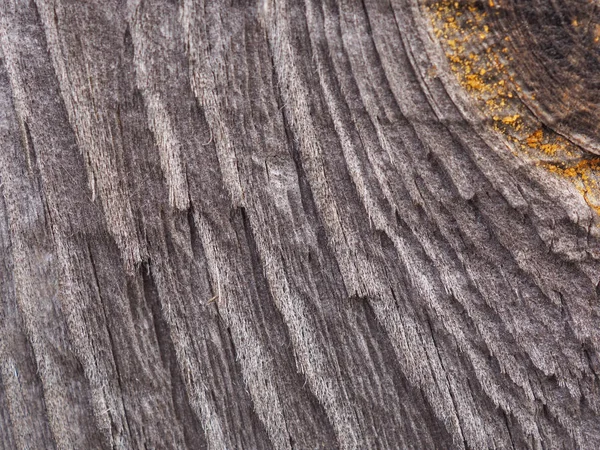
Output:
top-left (1, 0), bottom-right (600, 448)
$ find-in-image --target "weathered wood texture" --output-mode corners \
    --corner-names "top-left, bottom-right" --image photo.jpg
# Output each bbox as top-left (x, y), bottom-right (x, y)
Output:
top-left (1, 0), bottom-right (600, 448)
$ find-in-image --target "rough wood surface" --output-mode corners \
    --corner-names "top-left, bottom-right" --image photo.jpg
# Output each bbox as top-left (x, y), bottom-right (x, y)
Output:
top-left (1, 0), bottom-right (600, 448)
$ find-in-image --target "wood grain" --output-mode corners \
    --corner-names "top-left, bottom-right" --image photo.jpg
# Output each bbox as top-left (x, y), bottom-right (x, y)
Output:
top-left (1, 0), bottom-right (599, 448)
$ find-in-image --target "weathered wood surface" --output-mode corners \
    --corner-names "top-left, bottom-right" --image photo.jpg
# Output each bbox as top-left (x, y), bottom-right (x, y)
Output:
top-left (1, 0), bottom-right (600, 448)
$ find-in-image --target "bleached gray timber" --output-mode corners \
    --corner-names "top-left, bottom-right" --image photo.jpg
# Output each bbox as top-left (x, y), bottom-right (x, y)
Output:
top-left (1, 0), bottom-right (599, 448)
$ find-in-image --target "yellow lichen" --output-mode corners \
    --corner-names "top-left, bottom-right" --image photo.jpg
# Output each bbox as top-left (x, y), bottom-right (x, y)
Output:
top-left (426, 0), bottom-right (600, 217)
top-left (526, 129), bottom-right (543, 147)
